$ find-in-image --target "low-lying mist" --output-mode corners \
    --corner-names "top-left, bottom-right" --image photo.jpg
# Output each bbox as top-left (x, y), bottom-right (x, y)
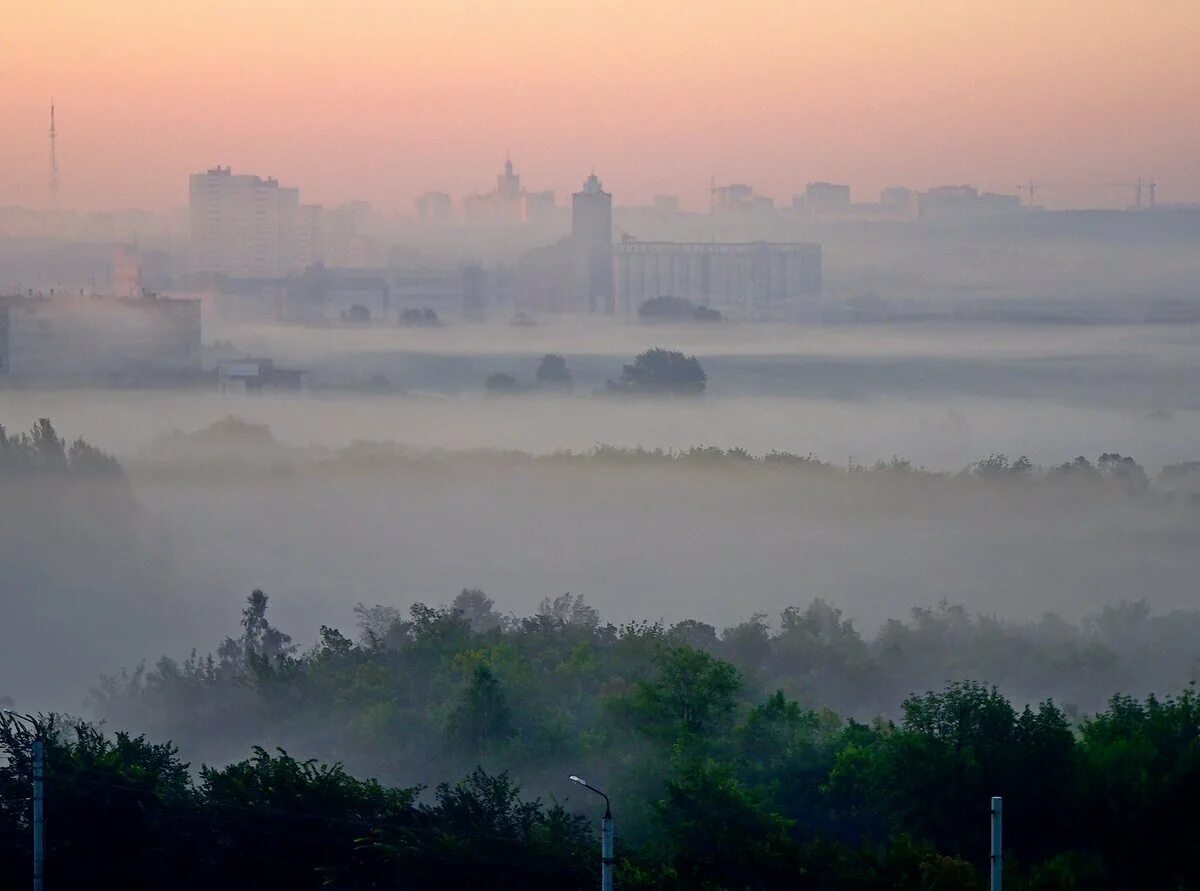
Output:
top-left (4, 409), bottom-right (1200, 721)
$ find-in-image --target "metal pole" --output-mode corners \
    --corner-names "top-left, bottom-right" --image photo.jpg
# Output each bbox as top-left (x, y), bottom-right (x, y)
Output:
top-left (32, 737), bottom-right (44, 891)
top-left (990, 796), bottom-right (1002, 891)
top-left (569, 776), bottom-right (615, 891)
top-left (601, 807), bottom-right (614, 891)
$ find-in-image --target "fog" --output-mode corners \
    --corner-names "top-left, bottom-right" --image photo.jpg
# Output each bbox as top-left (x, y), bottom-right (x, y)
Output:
top-left (2, 319), bottom-right (1200, 717)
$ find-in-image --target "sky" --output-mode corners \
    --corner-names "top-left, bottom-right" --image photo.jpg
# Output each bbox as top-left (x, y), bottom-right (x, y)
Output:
top-left (2, 0), bottom-right (1198, 212)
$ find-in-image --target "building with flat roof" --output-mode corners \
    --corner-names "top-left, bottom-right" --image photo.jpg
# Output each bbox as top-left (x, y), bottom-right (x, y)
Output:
top-left (416, 191), bottom-right (454, 224)
top-left (0, 293), bottom-right (201, 383)
top-left (516, 173), bottom-right (615, 314)
top-left (613, 240), bottom-right (821, 316)
top-left (189, 166), bottom-right (300, 279)
top-left (572, 173), bottom-right (614, 313)
top-left (918, 185), bottom-right (1021, 220)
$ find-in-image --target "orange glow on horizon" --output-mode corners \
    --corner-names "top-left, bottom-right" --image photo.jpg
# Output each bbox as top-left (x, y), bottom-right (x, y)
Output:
top-left (2, 0), bottom-right (1198, 210)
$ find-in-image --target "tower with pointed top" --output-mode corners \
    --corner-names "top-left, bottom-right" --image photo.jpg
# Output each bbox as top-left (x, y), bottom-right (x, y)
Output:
top-left (572, 172), bottom-right (613, 313)
top-left (496, 154), bottom-right (521, 201)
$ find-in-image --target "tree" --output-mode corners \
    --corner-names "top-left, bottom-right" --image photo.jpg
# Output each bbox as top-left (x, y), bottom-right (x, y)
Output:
top-left (534, 354), bottom-right (572, 390)
top-left (609, 349), bottom-right (706, 396)
top-left (651, 758), bottom-right (800, 890)
top-left (400, 307), bottom-right (442, 326)
top-left (535, 592), bottom-right (599, 628)
top-left (447, 663), bottom-right (514, 755)
top-left (1097, 452), bottom-right (1149, 489)
top-left (637, 296), bottom-right (723, 322)
top-left (218, 589), bottom-right (295, 668)
top-left (485, 372), bottom-right (518, 395)
top-left (452, 588), bottom-right (503, 632)
top-left (628, 646), bottom-right (741, 742)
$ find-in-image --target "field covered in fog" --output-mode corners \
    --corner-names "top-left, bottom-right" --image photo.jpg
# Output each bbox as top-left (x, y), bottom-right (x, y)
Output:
top-left (2, 319), bottom-right (1199, 712)
top-left (4, 319), bottom-right (1200, 465)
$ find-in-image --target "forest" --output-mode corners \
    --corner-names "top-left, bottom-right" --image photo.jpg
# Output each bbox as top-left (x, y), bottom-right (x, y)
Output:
top-left (5, 419), bottom-right (1200, 888)
top-left (5, 588), bottom-right (1200, 888)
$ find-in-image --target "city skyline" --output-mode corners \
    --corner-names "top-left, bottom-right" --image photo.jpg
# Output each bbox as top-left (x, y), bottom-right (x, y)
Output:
top-left (3, 0), bottom-right (1198, 212)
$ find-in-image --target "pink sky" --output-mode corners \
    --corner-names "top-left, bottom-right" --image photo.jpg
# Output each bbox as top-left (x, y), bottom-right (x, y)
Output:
top-left (3, 0), bottom-right (1198, 212)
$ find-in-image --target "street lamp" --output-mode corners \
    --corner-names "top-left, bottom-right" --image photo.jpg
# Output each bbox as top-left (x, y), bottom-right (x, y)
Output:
top-left (3, 709), bottom-right (44, 891)
top-left (569, 775), bottom-right (614, 891)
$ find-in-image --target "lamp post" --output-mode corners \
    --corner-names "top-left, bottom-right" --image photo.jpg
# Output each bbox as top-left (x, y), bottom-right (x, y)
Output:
top-left (570, 775), bottom-right (614, 891)
top-left (3, 709), bottom-right (44, 891)
top-left (990, 795), bottom-right (1002, 891)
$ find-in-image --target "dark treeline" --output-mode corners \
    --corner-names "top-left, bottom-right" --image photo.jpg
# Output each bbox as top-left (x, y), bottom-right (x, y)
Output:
top-left (52, 589), bottom-right (1200, 888)
top-left (138, 414), bottom-right (1200, 491)
top-left (0, 418), bottom-right (123, 480)
top-left (92, 591), bottom-right (1200, 765)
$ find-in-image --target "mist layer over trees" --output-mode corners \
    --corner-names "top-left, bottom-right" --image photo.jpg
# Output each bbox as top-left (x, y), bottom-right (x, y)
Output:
top-left (8, 589), bottom-right (1200, 888)
top-left (4, 414), bottom-right (1200, 713)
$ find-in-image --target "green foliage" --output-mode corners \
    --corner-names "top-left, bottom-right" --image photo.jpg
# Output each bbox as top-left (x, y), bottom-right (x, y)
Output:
top-left (609, 348), bottom-right (707, 395)
top-left (0, 713), bottom-right (591, 890)
top-left (72, 587), bottom-right (1200, 888)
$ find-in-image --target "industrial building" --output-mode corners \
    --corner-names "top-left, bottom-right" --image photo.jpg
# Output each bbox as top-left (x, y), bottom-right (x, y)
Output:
top-left (287, 264), bottom-right (392, 322)
top-left (0, 293), bottom-right (201, 383)
top-left (516, 172), bottom-right (614, 314)
top-left (612, 241), bottom-right (822, 316)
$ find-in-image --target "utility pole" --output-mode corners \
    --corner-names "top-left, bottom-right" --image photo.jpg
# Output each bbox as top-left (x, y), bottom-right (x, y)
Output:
top-left (990, 796), bottom-right (1002, 891)
top-left (570, 775), bottom-right (614, 891)
top-left (32, 738), bottom-right (44, 891)
top-left (4, 710), bottom-right (44, 891)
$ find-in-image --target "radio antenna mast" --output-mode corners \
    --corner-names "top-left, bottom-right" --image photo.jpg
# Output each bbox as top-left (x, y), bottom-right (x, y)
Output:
top-left (49, 100), bottom-right (59, 204)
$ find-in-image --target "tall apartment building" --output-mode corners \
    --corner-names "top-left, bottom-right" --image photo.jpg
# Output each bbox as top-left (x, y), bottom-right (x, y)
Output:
top-left (189, 166), bottom-right (300, 278)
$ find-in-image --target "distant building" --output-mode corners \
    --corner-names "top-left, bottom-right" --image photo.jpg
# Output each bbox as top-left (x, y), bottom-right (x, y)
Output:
top-left (464, 155), bottom-right (525, 224)
top-left (217, 358), bottom-right (306, 392)
top-left (0, 293), bottom-right (201, 382)
top-left (296, 205), bottom-right (325, 268)
top-left (287, 264), bottom-right (391, 322)
top-left (918, 185), bottom-right (1021, 220)
top-left (189, 166), bottom-right (299, 278)
top-left (521, 190), bottom-right (557, 223)
top-left (416, 191), bottom-right (454, 224)
top-left (572, 173), bottom-right (614, 313)
top-left (881, 187), bottom-right (915, 209)
top-left (613, 241), bottom-right (821, 316)
top-left (653, 194), bottom-right (681, 213)
top-left (516, 172), bottom-right (614, 313)
top-left (711, 182), bottom-right (774, 215)
top-left (390, 267), bottom-right (463, 315)
top-left (796, 182), bottom-right (852, 216)
top-left (296, 202), bottom-right (379, 269)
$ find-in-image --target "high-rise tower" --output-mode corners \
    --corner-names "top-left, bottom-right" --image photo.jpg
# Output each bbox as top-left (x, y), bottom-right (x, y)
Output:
top-left (571, 172), bottom-right (613, 313)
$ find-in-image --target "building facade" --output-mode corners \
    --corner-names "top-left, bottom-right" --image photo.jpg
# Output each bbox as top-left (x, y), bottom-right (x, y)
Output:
top-left (189, 166), bottom-right (300, 278)
top-left (572, 173), bottom-right (614, 313)
top-left (613, 241), bottom-right (822, 316)
top-left (0, 294), bottom-right (201, 382)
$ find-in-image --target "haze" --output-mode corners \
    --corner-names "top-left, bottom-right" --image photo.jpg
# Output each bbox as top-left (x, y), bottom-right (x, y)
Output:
top-left (4, 0), bottom-right (1200, 210)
